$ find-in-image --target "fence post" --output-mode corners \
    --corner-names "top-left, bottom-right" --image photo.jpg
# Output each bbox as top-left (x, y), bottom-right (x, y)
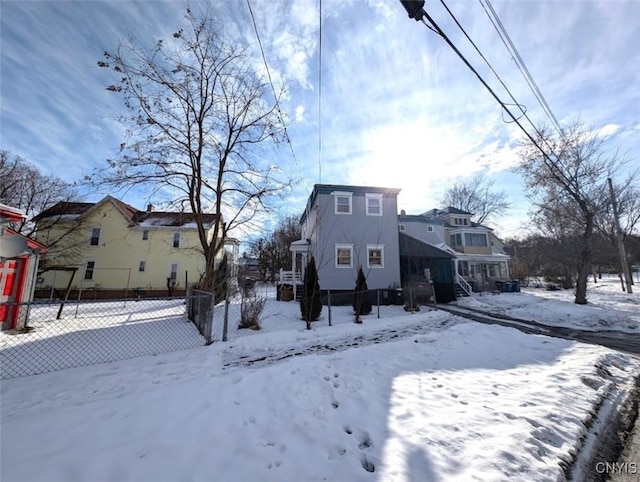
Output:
top-left (377, 289), bottom-right (380, 319)
top-left (222, 290), bottom-right (230, 342)
top-left (204, 292), bottom-right (214, 345)
top-left (327, 289), bottom-right (332, 327)
top-left (409, 287), bottom-right (414, 314)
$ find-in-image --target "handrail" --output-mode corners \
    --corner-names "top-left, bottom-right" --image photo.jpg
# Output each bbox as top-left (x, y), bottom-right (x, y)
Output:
top-left (455, 273), bottom-right (472, 296)
top-left (278, 269), bottom-right (303, 284)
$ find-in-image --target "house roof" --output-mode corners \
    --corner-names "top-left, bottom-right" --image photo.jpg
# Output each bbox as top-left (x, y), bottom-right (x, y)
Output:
top-left (135, 212), bottom-right (218, 228)
top-left (34, 196), bottom-right (219, 229)
top-left (301, 184), bottom-right (401, 224)
top-left (398, 214), bottom-right (446, 226)
top-left (398, 233), bottom-right (454, 259)
top-left (421, 206), bottom-right (473, 217)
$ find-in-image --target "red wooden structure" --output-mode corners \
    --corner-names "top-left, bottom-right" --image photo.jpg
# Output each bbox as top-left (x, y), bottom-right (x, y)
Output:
top-left (0, 204), bottom-right (47, 330)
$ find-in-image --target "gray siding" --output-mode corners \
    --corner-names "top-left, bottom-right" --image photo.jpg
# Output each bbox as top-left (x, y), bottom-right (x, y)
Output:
top-left (309, 190), bottom-right (401, 290)
top-left (400, 220), bottom-right (446, 245)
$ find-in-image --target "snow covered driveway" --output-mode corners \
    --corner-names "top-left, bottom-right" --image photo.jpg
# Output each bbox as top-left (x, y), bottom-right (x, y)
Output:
top-left (2, 312), bottom-right (638, 482)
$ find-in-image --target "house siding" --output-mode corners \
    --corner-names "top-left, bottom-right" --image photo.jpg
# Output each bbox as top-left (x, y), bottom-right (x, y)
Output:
top-left (306, 187), bottom-right (401, 291)
top-left (37, 199), bottom-right (219, 292)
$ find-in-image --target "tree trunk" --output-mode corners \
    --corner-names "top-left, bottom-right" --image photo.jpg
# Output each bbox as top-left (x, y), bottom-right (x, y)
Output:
top-left (574, 214), bottom-right (594, 305)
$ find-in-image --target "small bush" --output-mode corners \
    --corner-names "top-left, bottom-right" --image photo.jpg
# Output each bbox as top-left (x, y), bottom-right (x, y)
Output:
top-left (300, 256), bottom-right (322, 329)
top-left (353, 267), bottom-right (372, 322)
top-left (239, 290), bottom-right (265, 330)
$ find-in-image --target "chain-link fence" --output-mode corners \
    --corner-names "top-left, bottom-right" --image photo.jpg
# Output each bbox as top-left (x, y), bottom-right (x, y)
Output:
top-left (1, 297), bottom-right (206, 379)
top-left (2, 283), bottom-right (437, 378)
top-left (200, 283), bottom-right (437, 342)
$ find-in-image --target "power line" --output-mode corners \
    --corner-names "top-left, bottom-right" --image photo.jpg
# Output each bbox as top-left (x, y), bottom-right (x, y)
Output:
top-left (437, 0), bottom-right (559, 159)
top-left (479, 0), bottom-right (563, 136)
top-left (245, 0), bottom-right (301, 174)
top-left (318, 0), bottom-right (323, 183)
top-left (399, 2), bottom-right (580, 198)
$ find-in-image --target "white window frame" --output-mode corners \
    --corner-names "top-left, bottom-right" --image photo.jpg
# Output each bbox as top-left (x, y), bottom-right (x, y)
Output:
top-left (142, 230), bottom-right (149, 241)
top-left (332, 191), bottom-right (352, 215)
top-left (399, 223), bottom-right (406, 232)
top-left (427, 225), bottom-right (434, 232)
top-left (139, 261), bottom-right (146, 272)
top-left (89, 227), bottom-right (101, 246)
top-left (169, 262), bottom-right (179, 281)
top-left (172, 232), bottom-right (181, 248)
top-left (365, 193), bottom-right (383, 216)
top-left (84, 260), bottom-right (95, 280)
top-left (367, 244), bottom-right (384, 269)
top-left (335, 244), bottom-right (353, 268)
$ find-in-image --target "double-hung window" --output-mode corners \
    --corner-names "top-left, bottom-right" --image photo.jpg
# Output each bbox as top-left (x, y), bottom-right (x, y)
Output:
top-left (84, 260), bottom-right (95, 280)
top-left (367, 244), bottom-right (384, 268)
top-left (335, 244), bottom-right (353, 268)
top-left (333, 192), bottom-right (352, 215)
top-left (173, 232), bottom-right (180, 248)
top-left (89, 227), bottom-right (101, 246)
top-left (365, 193), bottom-right (383, 216)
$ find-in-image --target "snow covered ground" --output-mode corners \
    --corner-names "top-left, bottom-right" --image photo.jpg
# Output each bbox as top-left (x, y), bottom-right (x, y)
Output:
top-left (455, 276), bottom-right (640, 333)
top-left (2, 283), bottom-right (639, 482)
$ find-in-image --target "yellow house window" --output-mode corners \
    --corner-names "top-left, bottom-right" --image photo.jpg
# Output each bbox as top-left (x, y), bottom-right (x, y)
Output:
top-left (173, 232), bottom-right (180, 248)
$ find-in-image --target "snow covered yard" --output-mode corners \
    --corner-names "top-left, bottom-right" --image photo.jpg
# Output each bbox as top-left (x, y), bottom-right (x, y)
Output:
top-left (0, 299), bottom-right (205, 378)
top-left (1, 306), bottom-right (638, 482)
top-left (455, 276), bottom-right (640, 333)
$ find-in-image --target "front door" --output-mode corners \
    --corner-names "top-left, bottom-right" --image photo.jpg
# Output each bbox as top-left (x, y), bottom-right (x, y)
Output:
top-left (0, 259), bottom-right (20, 329)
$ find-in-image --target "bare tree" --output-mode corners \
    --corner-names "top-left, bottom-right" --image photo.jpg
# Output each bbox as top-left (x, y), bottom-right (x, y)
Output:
top-left (0, 151), bottom-right (86, 267)
top-left (517, 122), bottom-right (631, 304)
top-left (440, 172), bottom-right (510, 224)
top-left (249, 214), bottom-right (301, 281)
top-left (94, 6), bottom-right (292, 291)
top-left (0, 151), bottom-right (77, 236)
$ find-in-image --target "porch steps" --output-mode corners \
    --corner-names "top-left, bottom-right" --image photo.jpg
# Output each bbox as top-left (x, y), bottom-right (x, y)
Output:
top-left (455, 283), bottom-right (470, 298)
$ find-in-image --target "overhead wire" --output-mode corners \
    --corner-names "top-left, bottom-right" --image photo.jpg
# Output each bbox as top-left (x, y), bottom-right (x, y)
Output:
top-left (478, 0), bottom-right (563, 136)
top-left (438, 0), bottom-right (560, 158)
top-left (245, 0), bottom-right (303, 183)
top-left (414, 7), bottom-right (580, 197)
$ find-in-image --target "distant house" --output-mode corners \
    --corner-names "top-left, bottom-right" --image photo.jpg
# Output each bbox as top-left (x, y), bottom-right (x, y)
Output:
top-left (33, 196), bottom-right (224, 297)
top-left (417, 207), bottom-right (511, 293)
top-left (1, 204), bottom-right (47, 330)
top-left (285, 184), bottom-right (402, 297)
top-left (282, 186), bottom-right (510, 303)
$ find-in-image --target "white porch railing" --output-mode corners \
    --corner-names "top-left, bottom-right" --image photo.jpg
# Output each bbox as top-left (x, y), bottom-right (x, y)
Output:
top-left (278, 269), bottom-right (303, 285)
top-left (455, 274), bottom-right (473, 297)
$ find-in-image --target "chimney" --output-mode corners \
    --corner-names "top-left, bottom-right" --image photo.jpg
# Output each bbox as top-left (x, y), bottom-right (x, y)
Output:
top-left (147, 203), bottom-right (154, 212)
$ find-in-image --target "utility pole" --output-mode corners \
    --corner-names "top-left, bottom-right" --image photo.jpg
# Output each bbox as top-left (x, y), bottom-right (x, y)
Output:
top-left (607, 178), bottom-right (633, 293)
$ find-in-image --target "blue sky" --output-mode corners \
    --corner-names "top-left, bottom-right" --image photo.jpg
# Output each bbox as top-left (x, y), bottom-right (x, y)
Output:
top-left (1, 0), bottom-right (639, 241)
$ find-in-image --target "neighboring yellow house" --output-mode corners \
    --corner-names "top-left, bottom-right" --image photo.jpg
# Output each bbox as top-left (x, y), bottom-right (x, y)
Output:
top-left (34, 196), bottom-right (222, 296)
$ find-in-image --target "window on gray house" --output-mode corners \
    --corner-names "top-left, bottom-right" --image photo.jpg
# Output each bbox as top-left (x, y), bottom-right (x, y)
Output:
top-left (365, 194), bottom-right (383, 216)
top-left (367, 245), bottom-right (384, 268)
top-left (335, 195), bottom-right (352, 214)
top-left (335, 245), bottom-right (353, 268)
top-left (427, 226), bottom-right (434, 232)
top-left (464, 233), bottom-right (487, 246)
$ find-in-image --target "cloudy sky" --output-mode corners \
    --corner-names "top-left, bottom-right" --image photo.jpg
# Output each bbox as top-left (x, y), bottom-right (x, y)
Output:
top-left (1, 0), bottom-right (639, 240)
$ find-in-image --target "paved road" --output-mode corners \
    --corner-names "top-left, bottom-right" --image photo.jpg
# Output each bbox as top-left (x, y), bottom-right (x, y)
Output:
top-left (438, 304), bottom-right (640, 356)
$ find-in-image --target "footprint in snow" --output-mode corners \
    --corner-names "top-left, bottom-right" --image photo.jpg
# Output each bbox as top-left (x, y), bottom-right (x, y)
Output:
top-left (331, 399), bottom-right (340, 409)
top-left (358, 431), bottom-right (373, 450)
top-left (343, 425), bottom-right (353, 435)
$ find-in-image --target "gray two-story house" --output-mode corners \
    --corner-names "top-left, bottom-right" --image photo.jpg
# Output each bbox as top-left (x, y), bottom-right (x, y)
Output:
top-left (287, 184), bottom-right (402, 294)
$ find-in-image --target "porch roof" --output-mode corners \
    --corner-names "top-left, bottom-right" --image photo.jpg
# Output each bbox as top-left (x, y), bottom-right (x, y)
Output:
top-left (290, 239), bottom-right (310, 252)
top-left (399, 233), bottom-right (454, 259)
